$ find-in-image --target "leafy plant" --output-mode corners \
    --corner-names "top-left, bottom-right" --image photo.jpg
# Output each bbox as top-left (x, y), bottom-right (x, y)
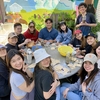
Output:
top-left (58, 11), bottom-right (75, 31)
top-left (91, 22), bottom-right (100, 34)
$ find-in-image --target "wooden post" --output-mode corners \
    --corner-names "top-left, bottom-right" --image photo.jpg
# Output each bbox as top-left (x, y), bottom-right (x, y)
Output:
top-left (0, 0), bottom-right (5, 23)
top-left (84, 0), bottom-right (94, 4)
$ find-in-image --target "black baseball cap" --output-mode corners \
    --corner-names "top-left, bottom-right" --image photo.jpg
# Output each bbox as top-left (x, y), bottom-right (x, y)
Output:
top-left (85, 33), bottom-right (97, 38)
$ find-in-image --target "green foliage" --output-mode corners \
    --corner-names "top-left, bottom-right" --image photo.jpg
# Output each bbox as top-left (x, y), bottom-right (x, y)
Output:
top-left (18, 9), bottom-right (76, 31)
top-left (58, 11), bottom-right (76, 30)
top-left (91, 22), bottom-right (100, 34)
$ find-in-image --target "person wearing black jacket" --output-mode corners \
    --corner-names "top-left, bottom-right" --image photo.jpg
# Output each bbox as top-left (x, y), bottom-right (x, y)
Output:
top-left (76, 33), bottom-right (97, 58)
top-left (0, 44), bottom-right (10, 100)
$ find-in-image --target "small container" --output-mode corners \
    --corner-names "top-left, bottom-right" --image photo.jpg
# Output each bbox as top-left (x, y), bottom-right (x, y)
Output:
top-left (27, 48), bottom-right (32, 64)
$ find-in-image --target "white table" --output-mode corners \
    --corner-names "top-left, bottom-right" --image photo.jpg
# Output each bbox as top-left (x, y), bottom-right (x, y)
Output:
top-left (25, 44), bottom-right (83, 79)
top-left (44, 44), bottom-right (83, 79)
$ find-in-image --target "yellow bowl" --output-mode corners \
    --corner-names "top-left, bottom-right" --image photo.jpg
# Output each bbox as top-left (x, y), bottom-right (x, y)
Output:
top-left (58, 45), bottom-right (73, 56)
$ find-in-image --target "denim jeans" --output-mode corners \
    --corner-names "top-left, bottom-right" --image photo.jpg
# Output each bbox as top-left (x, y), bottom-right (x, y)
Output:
top-left (56, 86), bottom-right (61, 100)
top-left (60, 83), bottom-right (83, 100)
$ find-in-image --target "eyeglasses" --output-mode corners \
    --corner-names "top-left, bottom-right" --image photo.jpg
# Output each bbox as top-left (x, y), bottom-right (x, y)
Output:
top-left (29, 26), bottom-right (34, 28)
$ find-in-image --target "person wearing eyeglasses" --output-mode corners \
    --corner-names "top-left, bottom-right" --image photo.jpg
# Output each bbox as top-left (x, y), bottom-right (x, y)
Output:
top-left (23, 21), bottom-right (39, 43)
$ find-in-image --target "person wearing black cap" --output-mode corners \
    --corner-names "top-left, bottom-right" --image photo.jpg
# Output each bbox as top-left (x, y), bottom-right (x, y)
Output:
top-left (85, 33), bottom-right (97, 54)
top-left (76, 33), bottom-right (97, 58)
top-left (55, 21), bottom-right (72, 45)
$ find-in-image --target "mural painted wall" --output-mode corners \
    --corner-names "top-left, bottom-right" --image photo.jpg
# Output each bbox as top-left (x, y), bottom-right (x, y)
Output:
top-left (2, 0), bottom-right (99, 30)
top-left (4, 0), bottom-right (100, 31)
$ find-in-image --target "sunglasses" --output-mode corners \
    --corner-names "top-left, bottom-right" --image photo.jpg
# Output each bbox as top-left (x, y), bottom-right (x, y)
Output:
top-left (29, 26), bottom-right (34, 28)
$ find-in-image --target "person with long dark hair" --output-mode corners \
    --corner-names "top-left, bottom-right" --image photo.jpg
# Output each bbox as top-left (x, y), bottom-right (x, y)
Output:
top-left (56, 21), bottom-right (72, 45)
top-left (96, 41), bottom-right (100, 69)
top-left (0, 44), bottom-right (10, 100)
top-left (61, 53), bottom-right (100, 100)
top-left (6, 49), bottom-right (34, 100)
top-left (33, 48), bottom-right (60, 100)
top-left (23, 21), bottom-right (39, 42)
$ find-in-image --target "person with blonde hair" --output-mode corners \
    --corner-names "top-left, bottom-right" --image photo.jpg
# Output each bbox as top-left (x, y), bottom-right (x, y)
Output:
top-left (33, 48), bottom-right (60, 100)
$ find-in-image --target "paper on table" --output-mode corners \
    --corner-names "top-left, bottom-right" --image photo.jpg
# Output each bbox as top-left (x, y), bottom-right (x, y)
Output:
top-left (51, 43), bottom-right (56, 46)
top-left (28, 63), bottom-right (36, 68)
top-left (51, 47), bottom-right (55, 50)
top-left (54, 64), bottom-right (63, 70)
top-left (75, 63), bottom-right (81, 67)
top-left (51, 58), bottom-right (60, 66)
top-left (68, 63), bottom-right (75, 69)
top-left (54, 64), bottom-right (69, 75)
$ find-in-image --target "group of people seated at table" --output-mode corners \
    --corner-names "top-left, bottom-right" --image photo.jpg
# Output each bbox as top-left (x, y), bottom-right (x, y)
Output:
top-left (0, 2), bottom-right (100, 100)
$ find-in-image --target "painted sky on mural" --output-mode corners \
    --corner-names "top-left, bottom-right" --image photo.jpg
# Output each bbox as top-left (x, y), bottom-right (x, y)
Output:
top-left (4, 0), bottom-right (84, 12)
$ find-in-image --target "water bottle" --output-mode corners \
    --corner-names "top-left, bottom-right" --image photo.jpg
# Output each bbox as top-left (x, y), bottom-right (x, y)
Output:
top-left (27, 48), bottom-right (32, 64)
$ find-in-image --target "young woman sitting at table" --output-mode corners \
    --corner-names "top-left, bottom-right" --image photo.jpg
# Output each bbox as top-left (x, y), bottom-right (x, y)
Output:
top-left (61, 53), bottom-right (100, 100)
top-left (56, 21), bottom-right (72, 45)
top-left (0, 44), bottom-right (10, 100)
top-left (33, 48), bottom-right (60, 100)
top-left (6, 49), bottom-right (34, 100)
top-left (69, 29), bottom-right (86, 48)
top-left (76, 33), bottom-right (97, 58)
top-left (23, 21), bottom-right (39, 43)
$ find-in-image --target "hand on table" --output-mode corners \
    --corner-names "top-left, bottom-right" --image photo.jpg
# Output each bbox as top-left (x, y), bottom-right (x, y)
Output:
top-left (76, 55), bottom-right (84, 59)
top-left (49, 40), bottom-right (53, 43)
top-left (56, 42), bottom-right (63, 46)
top-left (43, 40), bottom-right (48, 44)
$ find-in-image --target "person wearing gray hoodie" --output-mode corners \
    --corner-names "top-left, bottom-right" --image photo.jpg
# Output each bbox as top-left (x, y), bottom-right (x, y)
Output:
top-left (61, 53), bottom-right (100, 100)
